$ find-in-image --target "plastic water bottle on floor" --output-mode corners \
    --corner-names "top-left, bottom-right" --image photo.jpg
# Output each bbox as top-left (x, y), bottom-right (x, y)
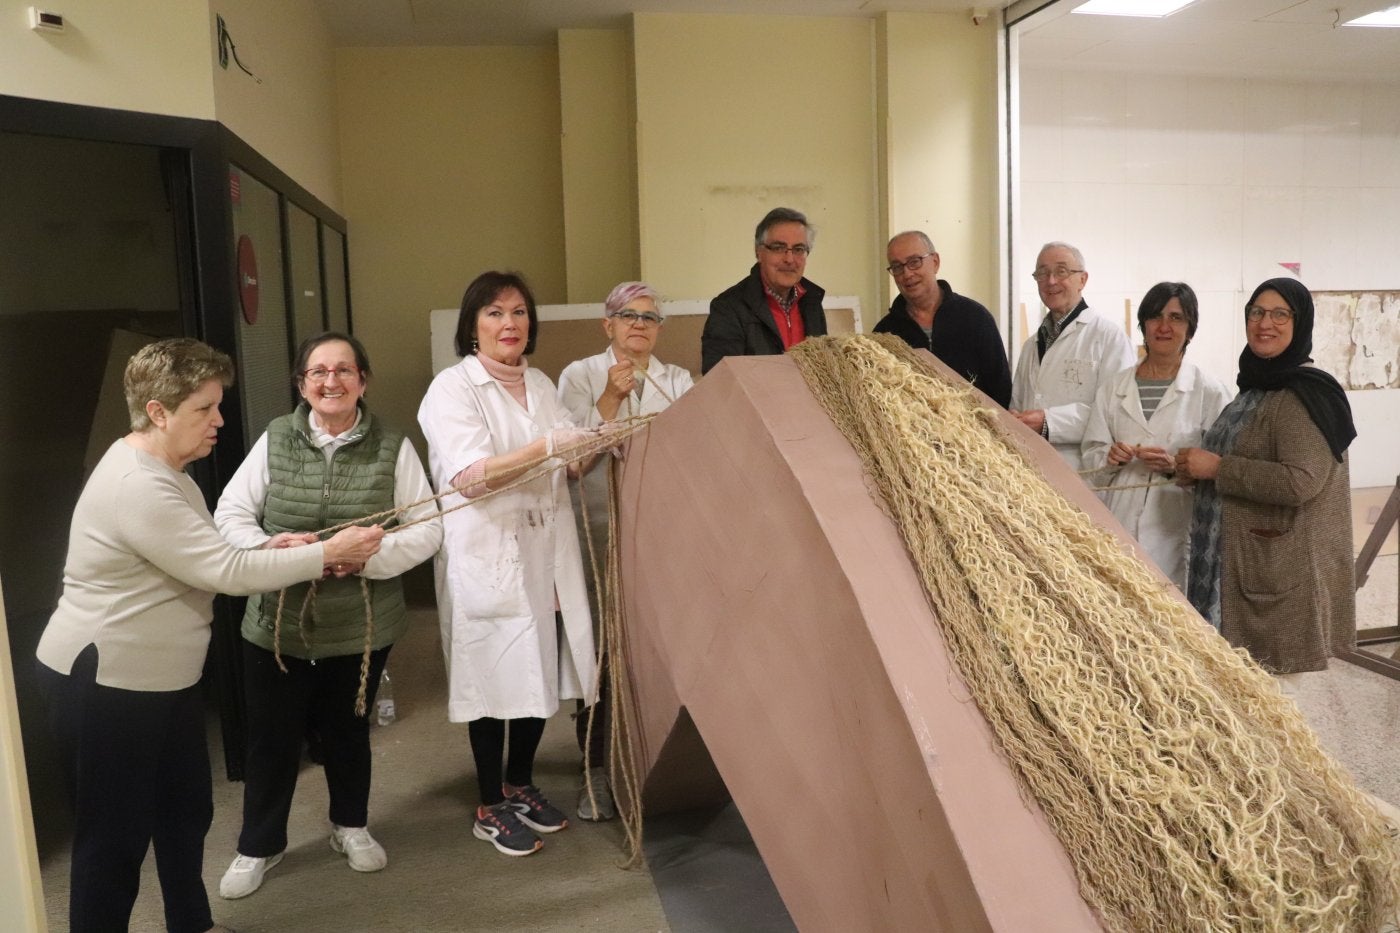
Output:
top-left (376, 669), bottom-right (396, 725)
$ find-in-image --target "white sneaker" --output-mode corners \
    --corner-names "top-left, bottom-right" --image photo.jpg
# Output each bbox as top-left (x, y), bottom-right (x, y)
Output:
top-left (218, 852), bottom-right (283, 899)
top-left (330, 824), bottom-right (388, 872)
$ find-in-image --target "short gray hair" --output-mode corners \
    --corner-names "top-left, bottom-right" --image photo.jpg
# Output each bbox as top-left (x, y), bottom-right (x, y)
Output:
top-left (754, 207), bottom-right (815, 248)
top-left (1037, 240), bottom-right (1086, 272)
top-left (125, 338), bottom-right (235, 431)
top-left (889, 230), bottom-right (936, 254)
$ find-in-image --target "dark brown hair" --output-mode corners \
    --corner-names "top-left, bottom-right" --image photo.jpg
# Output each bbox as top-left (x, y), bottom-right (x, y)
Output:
top-left (292, 331), bottom-right (373, 384)
top-left (454, 271), bottom-right (539, 357)
top-left (1137, 281), bottom-right (1199, 350)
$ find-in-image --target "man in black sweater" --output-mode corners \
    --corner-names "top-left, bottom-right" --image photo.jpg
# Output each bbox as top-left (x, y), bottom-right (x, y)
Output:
top-left (874, 230), bottom-right (1012, 409)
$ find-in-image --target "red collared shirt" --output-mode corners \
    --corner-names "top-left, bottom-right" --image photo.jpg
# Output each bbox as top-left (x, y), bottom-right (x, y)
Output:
top-left (764, 281), bottom-right (808, 350)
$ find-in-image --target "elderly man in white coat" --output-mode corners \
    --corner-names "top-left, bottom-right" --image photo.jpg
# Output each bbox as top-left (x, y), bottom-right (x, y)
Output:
top-left (1011, 241), bottom-right (1135, 470)
top-left (1081, 282), bottom-right (1234, 589)
top-left (556, 280), bottom-right (693, 820)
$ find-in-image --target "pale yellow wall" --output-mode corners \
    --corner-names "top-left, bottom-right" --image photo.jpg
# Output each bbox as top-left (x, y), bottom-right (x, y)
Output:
top-left (335, 46), bottom-right (566, 446)
top-left (0, 0), bottom-right (212, 118)
top-left (879, 12), bottom-right (1001, 315)
top-left (210, 1), bottom-right (343, 210)
top-left (559, 29), bottom-right (640, 304)
top-left (0, 578), bottom-right (44, 933)
top-left (632, 13), bottom-right (879, 322)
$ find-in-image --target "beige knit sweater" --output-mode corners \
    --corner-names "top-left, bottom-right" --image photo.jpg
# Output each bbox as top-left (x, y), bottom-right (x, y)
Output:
top-left (37, 439), bottom-right (325, 691)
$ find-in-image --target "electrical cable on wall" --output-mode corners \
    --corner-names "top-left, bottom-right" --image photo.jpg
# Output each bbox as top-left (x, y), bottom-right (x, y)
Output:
top-left (216, 14), bottom-right (262, 84)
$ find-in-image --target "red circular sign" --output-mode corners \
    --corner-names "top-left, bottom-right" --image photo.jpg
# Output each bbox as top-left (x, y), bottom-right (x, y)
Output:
top-left (237, 234), bottom-right (259, 324)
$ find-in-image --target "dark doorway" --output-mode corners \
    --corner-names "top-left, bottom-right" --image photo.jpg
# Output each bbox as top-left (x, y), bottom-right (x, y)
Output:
top-left (0, 130), bottom-right (192, 856)
top-left (1, 94), bottom-right (353, 875)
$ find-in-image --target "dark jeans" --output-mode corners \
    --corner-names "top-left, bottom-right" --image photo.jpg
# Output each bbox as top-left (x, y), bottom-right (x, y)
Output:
top-left (468, 716), bottom-right (547, 806)
top-left (37, 644), bottom-right (214, 933)
top-left (236, 640), bottom-right (390, 857)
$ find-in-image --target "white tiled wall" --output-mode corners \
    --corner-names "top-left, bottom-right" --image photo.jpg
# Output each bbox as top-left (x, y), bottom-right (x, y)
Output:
top-left (1017, 67), bottom-right (1400, 486)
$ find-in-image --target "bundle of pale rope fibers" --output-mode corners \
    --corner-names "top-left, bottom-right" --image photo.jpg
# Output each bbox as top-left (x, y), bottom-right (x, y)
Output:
top-left (789, 333), bottom-right (1400, 932)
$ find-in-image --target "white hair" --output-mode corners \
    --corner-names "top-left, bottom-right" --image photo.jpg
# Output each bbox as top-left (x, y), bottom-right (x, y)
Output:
top-left (1037, 240), bottom-right (1086, 272)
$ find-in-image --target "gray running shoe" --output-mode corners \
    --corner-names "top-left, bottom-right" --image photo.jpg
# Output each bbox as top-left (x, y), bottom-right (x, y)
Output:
top-left (505, 784), bottom-right (569, 833)
top-left (577, 767), bottom-right (617, 821)
top-left (473, 801), bottom-right (543, 857)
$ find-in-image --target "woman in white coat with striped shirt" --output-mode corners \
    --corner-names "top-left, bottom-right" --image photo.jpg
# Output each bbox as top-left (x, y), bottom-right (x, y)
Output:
top-left (1082, 282), bottom-right (1234, 590)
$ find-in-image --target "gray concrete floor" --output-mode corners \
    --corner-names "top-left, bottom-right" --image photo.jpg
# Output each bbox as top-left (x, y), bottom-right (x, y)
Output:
top-left (40, 609), bottom-right (676, 932)
top-left (1291, 557), bottom-right (1400, 805)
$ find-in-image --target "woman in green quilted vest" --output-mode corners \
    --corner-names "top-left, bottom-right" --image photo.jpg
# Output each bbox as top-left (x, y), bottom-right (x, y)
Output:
top-left (211, 332), bottom-right (442, 900)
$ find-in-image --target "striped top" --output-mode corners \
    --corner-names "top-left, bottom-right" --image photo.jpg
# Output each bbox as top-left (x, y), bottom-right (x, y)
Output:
top-left (1136, 377), bottom-right (1173, 420)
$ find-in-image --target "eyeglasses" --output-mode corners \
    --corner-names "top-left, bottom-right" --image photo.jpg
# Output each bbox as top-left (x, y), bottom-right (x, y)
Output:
top-left (1032, 266), bottom-right (1084, 283)
top-left (302, 366), bottom-right (360, 383)
top-left (609, 310), bottom-right (664, 327)
top-left (759, 242), bottom-right (811, 257)
top-left (1245, 306), bottom-right (1293, 325)
top-left (887, 252), bottom-right (934, 276)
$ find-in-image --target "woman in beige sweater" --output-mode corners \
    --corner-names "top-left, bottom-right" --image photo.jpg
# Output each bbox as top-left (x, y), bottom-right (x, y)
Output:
top-left (35, 338), bottom-right (383, 933)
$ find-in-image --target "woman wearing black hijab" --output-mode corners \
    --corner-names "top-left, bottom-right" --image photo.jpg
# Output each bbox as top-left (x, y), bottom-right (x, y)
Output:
top-left (1174, 277), bottom-right (1357, 674)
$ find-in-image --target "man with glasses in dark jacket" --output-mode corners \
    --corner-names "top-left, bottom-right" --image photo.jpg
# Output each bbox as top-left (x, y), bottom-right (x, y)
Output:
top-left (702, 207), bottom-right (827, 374)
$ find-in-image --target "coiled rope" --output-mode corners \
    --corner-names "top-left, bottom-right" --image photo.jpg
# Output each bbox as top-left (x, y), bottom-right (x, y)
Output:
top-left (789, 333), bottom-right (1400, 932)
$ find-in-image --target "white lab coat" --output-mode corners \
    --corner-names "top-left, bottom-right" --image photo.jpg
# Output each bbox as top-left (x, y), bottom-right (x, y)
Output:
top-left (417, 355), bottom-right (595, 723)
top-left (1081, 361), bottom-right (1235, 589)
top-left (556, 347), bottom-right (695, 429)
top-left (1012, 306), bottom-right (1135, 470)
top-left (556, 347), bottom-right (694, 564)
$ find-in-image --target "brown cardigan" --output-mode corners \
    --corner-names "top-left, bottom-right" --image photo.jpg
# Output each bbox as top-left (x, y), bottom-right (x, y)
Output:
top-left (1215, 386), bottom-right (1355, 673)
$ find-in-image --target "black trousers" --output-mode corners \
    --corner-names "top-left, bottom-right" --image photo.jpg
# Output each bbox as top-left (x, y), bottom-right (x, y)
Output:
top-left (37, 644), bottom-right (214, 933)
top-left (236, 640), bottom-right (390, 857)
top-left (468, 716), bottom-right (547, 806)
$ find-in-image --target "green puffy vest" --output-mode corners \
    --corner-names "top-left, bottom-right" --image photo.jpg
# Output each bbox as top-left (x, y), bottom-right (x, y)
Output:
top-left (241, 404), bottom-right (408, 659)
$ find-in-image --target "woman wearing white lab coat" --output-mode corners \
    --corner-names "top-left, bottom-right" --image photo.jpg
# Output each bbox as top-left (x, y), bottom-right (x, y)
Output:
top-left (418, 270), bottom-right (598, 858)
top-left (556, 281), bottom-right (694, 821)
top-left (557, 283), bottom-right (694, 431)
top-left (1082, 282), bottom-right (1234, 589)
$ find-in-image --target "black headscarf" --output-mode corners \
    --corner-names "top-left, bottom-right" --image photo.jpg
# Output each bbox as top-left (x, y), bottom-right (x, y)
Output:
top-left (1237, 277), bottom-right (1355, 461)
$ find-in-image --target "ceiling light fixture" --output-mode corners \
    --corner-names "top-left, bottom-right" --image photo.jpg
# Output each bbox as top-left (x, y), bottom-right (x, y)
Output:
top-left (1346, 5), bottom-right (1400, 27)
top-left (1073, 0), bottom-right (1198, 16)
